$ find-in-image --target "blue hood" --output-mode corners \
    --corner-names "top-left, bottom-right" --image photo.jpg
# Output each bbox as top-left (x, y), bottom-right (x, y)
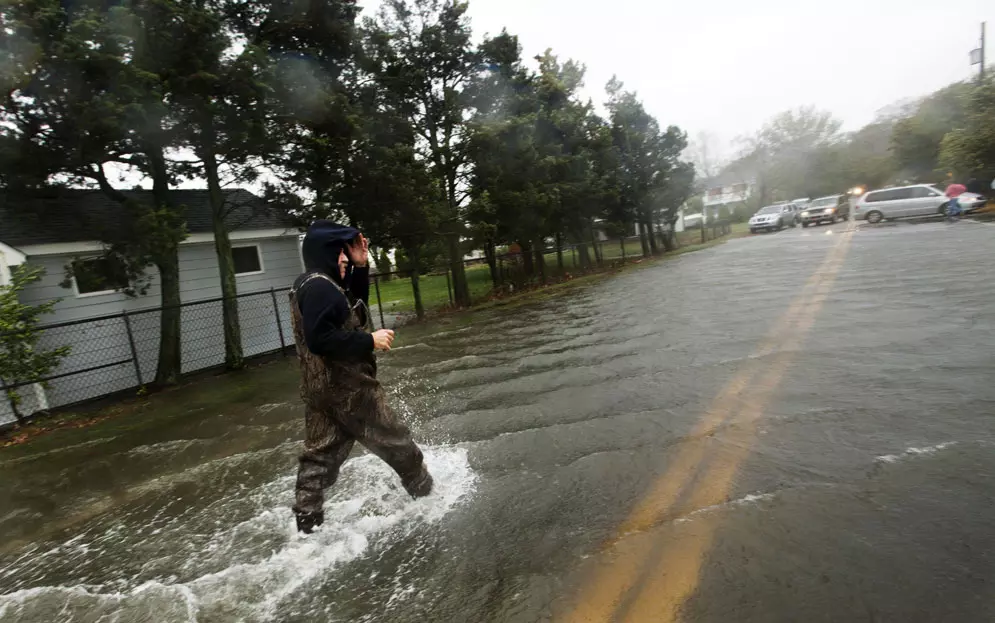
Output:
top-left (301, 220), bottom-right (359, 285)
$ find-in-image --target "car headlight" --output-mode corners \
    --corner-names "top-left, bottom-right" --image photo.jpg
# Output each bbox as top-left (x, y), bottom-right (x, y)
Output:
top-left (826, 208), bottom-right (834, 214)
top-left (801, 211), bottom-right (809, 217)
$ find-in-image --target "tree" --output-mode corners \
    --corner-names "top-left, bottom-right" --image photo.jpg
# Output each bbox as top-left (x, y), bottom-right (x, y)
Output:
top-left (685, 130), bottom-right (722, 184)
top-left (342, 69), bottom-right (443, 318)
top-left (939, 77), bottom-right (995, 183)
top-left (656, 159), bottom-right (695, 250)
top-left (604, 77), bottom-right (688, 257)
top-left (464, 32), bottom-right (539, 280)
top-left (725, 107), bottom-right (843, 206)
top-left (533, 50), bottom-right (594, 279)
top-left (0, 266), bottom-right (70, 424)
top-left (254, 0), bottom-right (361, 226)
top-left (891, 82), bottom-right (971, 182)
top-left (367, 0), bottom-right (478, 307)
top-left (1, 0), bottom-right (188, 385)
top-left (171, 0), bottom-right (278, 371)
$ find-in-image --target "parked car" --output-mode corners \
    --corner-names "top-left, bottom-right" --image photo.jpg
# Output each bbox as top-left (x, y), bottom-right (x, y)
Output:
top-left (954, 192), bottom-right (987, 213)
top-left (749, 204), bottom-right (797, 233)
top-left (801, 194), bottom-right (848, 227)
top-left (772, 201), bottom-right (804, 225)
top-left (854, 184), bottom-right (949, 223)
top-left (791, 197), bottom-right (811, 211)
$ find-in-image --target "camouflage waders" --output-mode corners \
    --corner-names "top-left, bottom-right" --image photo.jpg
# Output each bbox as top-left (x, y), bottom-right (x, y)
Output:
top-left (290, 273), bottom-right (431, 531)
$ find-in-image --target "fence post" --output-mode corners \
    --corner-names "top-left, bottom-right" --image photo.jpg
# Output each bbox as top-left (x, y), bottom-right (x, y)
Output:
top-left (373, 273), bottom-right (386, 329)
top-left (701, 218), bottom-right (706, 244)
top-left (445, 269), bottom-right (453, 306)
top-left (269, 288), bottom-right (287, 355)
top-left (621, 237), bottom-right (626, 262)
top-left (572, 246), bottom-right (576, 269)
top-left (122, 311), bottom-right (143, 384)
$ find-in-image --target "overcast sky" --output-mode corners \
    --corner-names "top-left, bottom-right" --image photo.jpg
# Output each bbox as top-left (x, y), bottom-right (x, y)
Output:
top-left (375, 0), bottom-right (993, 161)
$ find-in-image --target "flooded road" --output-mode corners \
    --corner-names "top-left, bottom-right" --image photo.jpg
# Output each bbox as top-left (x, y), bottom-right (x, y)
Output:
top-left (2, 220), bottom-right (995, 622)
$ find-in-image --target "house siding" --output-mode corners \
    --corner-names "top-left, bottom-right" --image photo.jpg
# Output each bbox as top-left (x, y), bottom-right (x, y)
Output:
top-left (1, 236), bottom-right (301, 425)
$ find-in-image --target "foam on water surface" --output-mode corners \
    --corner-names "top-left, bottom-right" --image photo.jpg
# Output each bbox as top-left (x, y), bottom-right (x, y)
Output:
top-left (875, 442), bottom-right (958, 464)
top-left (0, 445), bottom-right (476, 623)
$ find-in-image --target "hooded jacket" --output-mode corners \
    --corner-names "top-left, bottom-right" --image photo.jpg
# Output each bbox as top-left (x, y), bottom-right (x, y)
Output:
top-left (294, 220), bottom-right (374, 359)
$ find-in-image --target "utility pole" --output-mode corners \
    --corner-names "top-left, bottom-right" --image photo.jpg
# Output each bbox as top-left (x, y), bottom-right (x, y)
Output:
top-left (982, 22), bottom-right (986, 82)
top-left (971, 22), bottom-right (986, 82)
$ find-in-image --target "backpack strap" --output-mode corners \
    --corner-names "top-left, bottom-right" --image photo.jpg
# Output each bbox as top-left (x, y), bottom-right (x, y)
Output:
top-left (292, 272), bottom-right (345, 296)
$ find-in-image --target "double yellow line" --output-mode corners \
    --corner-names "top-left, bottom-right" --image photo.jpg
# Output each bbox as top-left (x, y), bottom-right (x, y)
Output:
top-left (560, 227), bottom-right (855, 623)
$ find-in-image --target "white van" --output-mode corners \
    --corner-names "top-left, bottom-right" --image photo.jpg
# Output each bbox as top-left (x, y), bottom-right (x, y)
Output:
top-left (855, 185), bottom-right (949, 223)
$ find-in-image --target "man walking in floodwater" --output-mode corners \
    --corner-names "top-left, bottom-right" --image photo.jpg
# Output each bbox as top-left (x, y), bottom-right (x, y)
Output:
top-left (289, 220), bottom-right (433, 534)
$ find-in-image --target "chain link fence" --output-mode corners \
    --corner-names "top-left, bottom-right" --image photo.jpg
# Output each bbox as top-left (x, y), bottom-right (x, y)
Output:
top-left (0, 288), bottom-right (297, 426)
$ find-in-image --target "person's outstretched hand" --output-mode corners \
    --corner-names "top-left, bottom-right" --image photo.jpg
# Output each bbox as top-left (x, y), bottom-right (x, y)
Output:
top-left (372, 329), bottom-right (395, 351)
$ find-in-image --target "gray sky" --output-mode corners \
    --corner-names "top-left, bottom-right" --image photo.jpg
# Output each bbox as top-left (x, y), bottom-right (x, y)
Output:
top-left (428, 0), bottom-right (993, 160)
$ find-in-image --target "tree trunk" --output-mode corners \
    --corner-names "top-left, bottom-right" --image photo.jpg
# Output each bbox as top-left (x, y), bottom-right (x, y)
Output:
top-left (410, 269), bottom-right (424, 319)
top-left (589, 225), bottom-right (602, 266)
top-left (646, 219), bottom-right (659, 255)
top-left (555, 232), bottom-right (564, 273)
top-left (534, 238), bottom-right (546, 285)
top-left (147, 148), bottom-right (183, 386)
top-left (372, 247), bottom-right (392, 281)
top-left (154, 252), bottom-right (182, 386)
top-left (577, 241), bottom-right (591, 270)
top-left (520, 240), bottom-right (535, 278)
top-left (442, 163), bottom-right (471, 307)
top-left (202, 141), bottom-right (244, 371)
top-left (446, 232), bottom-right (470, 307)
top-left (407, 245), bottom-right (425, 319)
top-left (662, 227), bottom-right (676, 252)
top-left (484, 241), bottom-right (498, 287)
top-left (639, 221), bottom-right (651, 257)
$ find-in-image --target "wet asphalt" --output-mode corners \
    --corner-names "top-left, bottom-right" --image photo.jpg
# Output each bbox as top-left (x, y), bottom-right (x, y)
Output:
top-left (1, 219), bottom-right (994, 622)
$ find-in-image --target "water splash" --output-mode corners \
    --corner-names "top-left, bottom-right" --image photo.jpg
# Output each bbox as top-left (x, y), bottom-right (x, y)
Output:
top-left (0, 446), bottom-right (476, 622)
top-left (875, 442), bottom-right (958, 464)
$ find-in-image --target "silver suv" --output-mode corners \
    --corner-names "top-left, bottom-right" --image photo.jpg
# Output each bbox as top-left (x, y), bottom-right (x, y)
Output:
top-left (749, 204), bottom-right (797, 233)
top-left (855, 184), bottom-right (948, 223)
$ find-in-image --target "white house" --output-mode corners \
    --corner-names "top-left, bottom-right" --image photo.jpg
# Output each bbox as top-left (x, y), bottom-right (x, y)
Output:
top-left (0, 189), bottom-right (303, 424)
top-left (704, 180), bottom-right (754, 213)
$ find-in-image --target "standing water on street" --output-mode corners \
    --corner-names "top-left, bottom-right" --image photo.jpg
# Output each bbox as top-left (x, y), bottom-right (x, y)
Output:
top-left (3, 221), bottom-right (995, 621)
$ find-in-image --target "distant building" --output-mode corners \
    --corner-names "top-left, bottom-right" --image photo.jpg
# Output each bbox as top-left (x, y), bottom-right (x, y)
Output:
top-left (704, 181), bottom-right (754, 211)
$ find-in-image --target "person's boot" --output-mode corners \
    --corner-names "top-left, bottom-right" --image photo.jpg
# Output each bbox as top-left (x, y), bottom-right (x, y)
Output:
top-left (295, 510), bottom-right (324, 534)
top-left (403, 467), bottom-right (433, 498)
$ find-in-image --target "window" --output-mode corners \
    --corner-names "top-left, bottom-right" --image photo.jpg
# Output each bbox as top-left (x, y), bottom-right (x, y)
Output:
top-left (909, 187), bottom-right (934, 198)
top-left (866, 188), bottom-right (909, 202)
top-left (232, 245), bottom-right (263, 275)
top-left (73, 256), bottom-right (129, 296)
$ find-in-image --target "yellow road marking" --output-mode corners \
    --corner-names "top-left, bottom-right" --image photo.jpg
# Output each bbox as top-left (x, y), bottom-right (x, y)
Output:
top-left (560, 228), bottom-right (854, 623)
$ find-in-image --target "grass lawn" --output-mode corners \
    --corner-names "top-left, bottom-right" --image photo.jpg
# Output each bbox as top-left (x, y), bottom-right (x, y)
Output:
top-left (372, 225), bottom-right (749, 315)
top-left (371, 263), bottom-right (496, 313)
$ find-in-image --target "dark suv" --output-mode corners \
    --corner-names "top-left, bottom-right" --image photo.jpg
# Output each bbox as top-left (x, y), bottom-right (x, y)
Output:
top-left (801, 194), bottom-right (848, 227)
